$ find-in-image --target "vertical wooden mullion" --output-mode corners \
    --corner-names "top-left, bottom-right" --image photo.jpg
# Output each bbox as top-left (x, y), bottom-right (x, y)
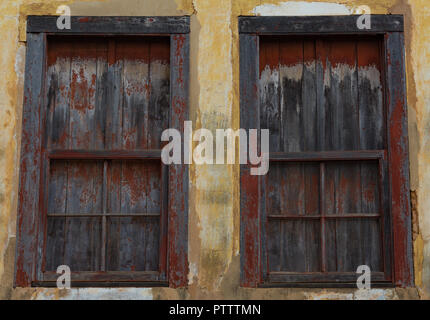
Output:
top-left (37, 151), bottom-right (49, 279)
top-left (159, 163), bottom-right (169, 279)
top-left (379, 36), bottom-right (392, 282)
top-left (379, 155), bottom-right (392, 280)
top-left (260, 166), bottom-right (268, 281)
top-left (320, 162), bottom-right (326, 273)
top-left (101, 160), bottom-right (108, 271)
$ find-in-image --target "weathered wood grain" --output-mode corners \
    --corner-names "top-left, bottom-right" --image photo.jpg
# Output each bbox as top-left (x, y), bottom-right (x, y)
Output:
top-left (386, 32), bottom-right (413, 287)
top-left (168, 34), bottom-right (189, 287)
top-left (239, 15), bottom-right (404, 34)
top-left (240, 33), bottom-right (260, 287)
top-left (15, 33), bottom-right (46, 287)
top-left (258, 36), bottom-right (388, 282)
top-left (28, 16), bottom-right (190, 34)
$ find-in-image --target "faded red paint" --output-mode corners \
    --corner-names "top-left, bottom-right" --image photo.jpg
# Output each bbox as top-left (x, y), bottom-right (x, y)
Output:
top-left (173, 35), bottom-right (185, 86)
top-left (241, 170), bottom-right (260, 287)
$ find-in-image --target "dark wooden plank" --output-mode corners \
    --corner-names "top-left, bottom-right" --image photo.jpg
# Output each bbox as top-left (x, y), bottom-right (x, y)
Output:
top-left (240, 34), bottom-right (260, 287)
top-left (27, 16), bottom-right (190, 34)
top-left (40, 270), bottom-right (165, 283)
top-left (385, 32), bottom-right (413, 287)
top-left (303, 164), bottom-right (321, 272)
top-left (357, 38), bottom-right (384, 272)
top-left (258, 38), bottom-right (280, 279)
top-left (107, 160), bottom-right (161, 272)
top-left (117, 38), bottom-right (150, 150)
top-left (327, 39), bottom-right (360, 151)
top-left (47, 37), bottom-right (108, 150)
top-left (267, 271), bottom-right (388, 284)
top-left (147, 38), bottom-right (170, 278)
top-left (239, 15), bottom-right (404, 34)
top-left (34, 280), bottom-right (168, 287)
top-left (302, 39), bottom-right (318, 152)
top-left (119, 161), bottom-right (149, 272)
top-left (69, 39), bottom-right (99, 150)
top-left (45, 161), bottom-right (67, 271)
top-left (319, 39), bottom-right (361, 272)
top-left (94, 41), bottom-right (109, 150)
top-left (62, 39), bottom-right (104, 272)
top-left (269, 150), bottom-right (385, 161)
top-left (268, 214), bottom-right (380, 219)
top-left (49, 149), bottom-right (162, 159)
top-left (15, 33), bottom-right (46, 287)
top-left (259, 38), bottom-right (284, 274)
top-left (380, 156), bottom-right (393, 280)
top-left (106, 160), bottom-right (121, 271)
top-left (64, 161), bottom-right (103, 271)
top-left (104, 37), bottom-right (169, 273)
top-left (302, 41), bottom-right (321, 272)
top-left (148, 38), bottom-right (170, 149)
top-left (358, 38), bottom-right (384, 150)
top-left (46, 39), bottom-right (71, 149)
top-left (278, 40), bottom-right (320, 272)
top-left (144, 163), bottom-right (162, 271)
top-left (280, 39), bottom-right (303, 152)
top-left (168, 34), bottom-right (189, 287)
top-left (259, 37), bottom-right (280, 152)
top-left (281, 163), bottom-right (305, 271)
top-left (324, 162), bottom-right (356, 272)
top-left (105, 39), bottom-right (123, 150)
top-left (267, 163), bottom-right (321, 272)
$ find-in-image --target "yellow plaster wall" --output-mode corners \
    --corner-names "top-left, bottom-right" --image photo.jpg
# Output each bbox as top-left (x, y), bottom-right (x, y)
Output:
top-left (0, 0), bottom-right (428, 299)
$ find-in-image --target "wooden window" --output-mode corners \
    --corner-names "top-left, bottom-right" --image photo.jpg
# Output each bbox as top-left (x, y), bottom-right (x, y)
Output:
top-left (15, 16), bottom-right (189, 287)
top-left (239, 16), bottom-right (413, 287)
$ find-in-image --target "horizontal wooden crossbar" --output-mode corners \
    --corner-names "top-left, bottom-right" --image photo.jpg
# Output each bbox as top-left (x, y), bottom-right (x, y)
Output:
top-left (27, 16), bottom-right (190, 34)
top-left (48, 149), bottom-right (162, 160)
top-left (269, 150), bottom-right (385, 162)
top-left (47, 213), bottom-right (160, 217)
top-left (239, 15), bottom-right (404, 34)
top-left (267, 214), bottom-right (380, 219)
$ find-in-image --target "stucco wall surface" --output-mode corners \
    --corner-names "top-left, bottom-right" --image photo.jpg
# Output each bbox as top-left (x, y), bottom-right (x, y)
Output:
top-left (0, 0), bottom-right (428, 300)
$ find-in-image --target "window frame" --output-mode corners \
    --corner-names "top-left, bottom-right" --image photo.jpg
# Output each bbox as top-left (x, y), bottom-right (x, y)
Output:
top-left (239, 15), bottom-right (413, 288)
top-left (15, 16), bottom-right (190, 288)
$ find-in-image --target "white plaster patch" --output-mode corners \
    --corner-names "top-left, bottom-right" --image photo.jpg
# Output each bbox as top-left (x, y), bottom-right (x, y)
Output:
top-left (188, 262), bottom-right (198, 285)
top-left (354, 289), bottom-right (398, 300)
top-left (421, 66), bottom-right (430, 82)
top-left (252, 1), bottom-right (352, 16)
top-left (305, 291), bottom-right (354, 300)
top-left (33, 288), bottom-right (153, 300)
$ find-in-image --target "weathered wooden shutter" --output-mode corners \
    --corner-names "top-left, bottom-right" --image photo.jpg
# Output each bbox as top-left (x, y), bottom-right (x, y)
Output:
top-left (16, 16), bottom-right (190, 288)
top-left (258, 36), bottom-right (391, 283)
top-left (239, 15), bottom-right (412, 288)
top-left (44, 38), bottom-right (169, 272)
top-left (42, 36), bottom-right (170, 281)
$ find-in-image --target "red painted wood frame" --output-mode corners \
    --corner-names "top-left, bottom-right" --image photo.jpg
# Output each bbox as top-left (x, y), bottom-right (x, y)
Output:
top-left (239, 15), bottom-right (413, 287)
top-left (15, 16), bottom-right (190, 288)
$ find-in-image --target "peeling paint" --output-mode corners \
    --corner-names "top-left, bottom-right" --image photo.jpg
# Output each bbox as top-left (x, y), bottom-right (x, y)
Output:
top-left (252, 1), bottom-right (352, 16)
top-left (33, 288), bottom-right (154, 300)
top-left (0, 0), bottom-right (429, 300)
